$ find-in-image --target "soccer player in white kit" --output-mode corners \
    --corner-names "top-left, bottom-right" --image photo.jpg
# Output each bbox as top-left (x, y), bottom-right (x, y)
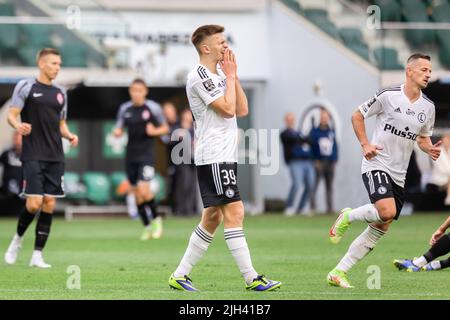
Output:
top-left (327, 53), bottom-right (442, 288)
top-left (168, 25), bottom-right (281, 292)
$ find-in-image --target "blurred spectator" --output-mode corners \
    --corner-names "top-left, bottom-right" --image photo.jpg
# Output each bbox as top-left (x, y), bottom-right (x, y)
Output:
top-left (0, 132), bottom-right (25, 216)
top-left (172, 109), bottom-right (197, 216)
top-left (429, 134), bottom-right (450, 205)
top-left (309, 107), bottom-right (338, 214)
top-left (280, 112), bottom-right (315, 216)
top-left (161, 101), bottom-right (181, 213)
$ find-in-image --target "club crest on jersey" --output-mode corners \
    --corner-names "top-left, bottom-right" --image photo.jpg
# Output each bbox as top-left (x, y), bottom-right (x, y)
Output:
top-left (142, 110), bottom-right (150, 120)
top-left (202, 79), bottom-right (216, 92)
top-left (56, 92), bottom-right (64, 105)
top-left (225, 187), bottom-right (235, 198)
top-left (418, 112), bottom-right (426, 123)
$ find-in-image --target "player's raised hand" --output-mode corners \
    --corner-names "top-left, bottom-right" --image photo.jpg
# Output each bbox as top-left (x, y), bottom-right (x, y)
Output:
top-left (430, 228), bottom-right (444, 246)
top-left (17, 122), bottom-right (32, 136)
top-left (362, 143), bottom-right (383, 160)
top-left (428, 140), bottom-right (442, 161)
top-left (219, 48), bottom-right (236, 79)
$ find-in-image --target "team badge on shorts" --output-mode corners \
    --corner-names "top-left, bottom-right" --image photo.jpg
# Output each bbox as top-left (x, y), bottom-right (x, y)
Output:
top-left (225, 187), bottom-right (235, 198)
top-left (378, 186), bottom-right (387, 195)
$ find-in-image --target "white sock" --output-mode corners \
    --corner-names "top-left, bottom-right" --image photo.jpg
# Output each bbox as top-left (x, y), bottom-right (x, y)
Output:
top-left (13, 233), bottom-right (22, 242)
top-left (174, 225), bottom-right (213, 277)
top-left (32, 250), bottom-right (42, 259)
top-left (336, 225), bottom-right (385, 272)
top-left (347, 204), bottom-right (384, 223)
top-left (224, 227), bottom-right (258, 285)
top-left (413, 256), bottom-right (428, 268)
top-left (430, 260), bottom-right (441, 269)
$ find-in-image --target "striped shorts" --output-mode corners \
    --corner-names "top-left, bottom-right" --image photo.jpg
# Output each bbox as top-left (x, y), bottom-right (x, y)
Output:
top-left (196, 162), bottom-right (241, 208)
top-left (362, 170), bottom-right (404, 220)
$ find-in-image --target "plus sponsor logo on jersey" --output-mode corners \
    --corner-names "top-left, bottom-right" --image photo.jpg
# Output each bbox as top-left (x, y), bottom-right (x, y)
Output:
top-left (383, 123), bottom-right (418, 141)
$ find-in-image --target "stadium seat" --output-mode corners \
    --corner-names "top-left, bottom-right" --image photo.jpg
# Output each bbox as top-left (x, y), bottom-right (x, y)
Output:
top-left (82, 172), bottom-right (111, 205)
top-left (349, 42), bottom-right (370, 60)
top-left (20, 24), bottom-right (54, 47)
top-left (0, 2), bottom-right (14, 16)
top-left (372, 0), bottom-right (401, 22)
top-left (439, 42), bottom-right (450, 69)
top-left (373, 47), bottom-right (404, 70)
top-left (431, 3), bottom-right (450, 22)
top-left (280, 0), bottom-right (302, 14)
top-left (17, 46), bottom-right (39, 66)
top-left (339, 28), bottom-right (363, 46)
top-left (64, 172), bottom-right (87, 200)
top-left (59, 44), bottom-right (88, 67)
top-left (303, 8), bottom-right (328, 22)
top-left (397, 0), bottom-right (434, 47)
top-left (0, 24), bottom-right (19, 49)
top-left (109, 171), bottom-right (127, 201)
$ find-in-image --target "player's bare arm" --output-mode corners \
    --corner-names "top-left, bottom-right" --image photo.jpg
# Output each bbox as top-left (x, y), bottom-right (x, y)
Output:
top-left (7, 107), bottom-right (31, 136)
top-left (210, 49), bottom-right (237, 118)
top-left (430, 216), bottom-right (450, 245)
top-left (146, 122), bottom-right (169, 137)
top-left (60, 120), bottom-right (79, 147)
top-left (417, 136), bottom-right (441, 161)
top-left (351, 109), bottom-right (383, 160)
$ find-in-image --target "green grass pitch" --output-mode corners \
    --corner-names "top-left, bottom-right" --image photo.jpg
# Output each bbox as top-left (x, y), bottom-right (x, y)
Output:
top-left (1, 213), bottom-right (449, 300)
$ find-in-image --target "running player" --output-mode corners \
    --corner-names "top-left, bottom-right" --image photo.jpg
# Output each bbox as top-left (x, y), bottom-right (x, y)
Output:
top-left (114, 78), bottom-right (168, 240)
top-left (168, 25), bottom-right (281, 292)
top-left (327, 53), bottom-right (441, 288)
top-left (4, 48), bottom-right (79, 268)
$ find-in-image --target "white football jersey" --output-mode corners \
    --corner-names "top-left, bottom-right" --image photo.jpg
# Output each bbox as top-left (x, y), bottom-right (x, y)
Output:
top-left (359, 84), bottom-right (435, 187)
top-left (186, 64), bottom-right (238, 165)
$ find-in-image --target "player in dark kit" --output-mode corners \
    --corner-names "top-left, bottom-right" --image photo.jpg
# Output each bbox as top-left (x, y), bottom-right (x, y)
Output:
top-left (114, 79), bottom-right (169, 240)
top-left (4, 48), bottom-right (79, 268)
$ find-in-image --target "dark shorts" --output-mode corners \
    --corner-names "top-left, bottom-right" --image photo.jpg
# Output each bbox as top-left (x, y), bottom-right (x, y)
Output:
top-left (362, 170), bottom-right (405, 220)
top-left (22, 161), bottom-right (65, 198)
top-left (126, 161), bottom-right (155, 186)
top-left (197, 162), bottom-right (241, 208)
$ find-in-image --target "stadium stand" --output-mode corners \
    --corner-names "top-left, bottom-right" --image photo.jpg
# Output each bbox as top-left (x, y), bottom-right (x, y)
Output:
top-left (280, 0), bottom-right (450, 70)
top-left (0, 0), bottom-right (107, 67)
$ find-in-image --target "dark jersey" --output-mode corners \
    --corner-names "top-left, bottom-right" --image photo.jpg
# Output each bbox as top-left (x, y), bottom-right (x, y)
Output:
top-left (115, 100), bottom-right (166, 163)
top-left (10, 78), bottom-right (67, 162)
top-left (0, 148), bottom-right (22, 195)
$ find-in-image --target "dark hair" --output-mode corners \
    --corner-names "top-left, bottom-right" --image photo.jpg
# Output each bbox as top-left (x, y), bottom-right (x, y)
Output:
top-left (191, 25), bottom-right (225, 52)
top-left (130, 78), bottom-right (147, 88)
top-left (407, 53), bottom-right (431, 64)
top-left (36, 48), bottom-right (60, 63)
